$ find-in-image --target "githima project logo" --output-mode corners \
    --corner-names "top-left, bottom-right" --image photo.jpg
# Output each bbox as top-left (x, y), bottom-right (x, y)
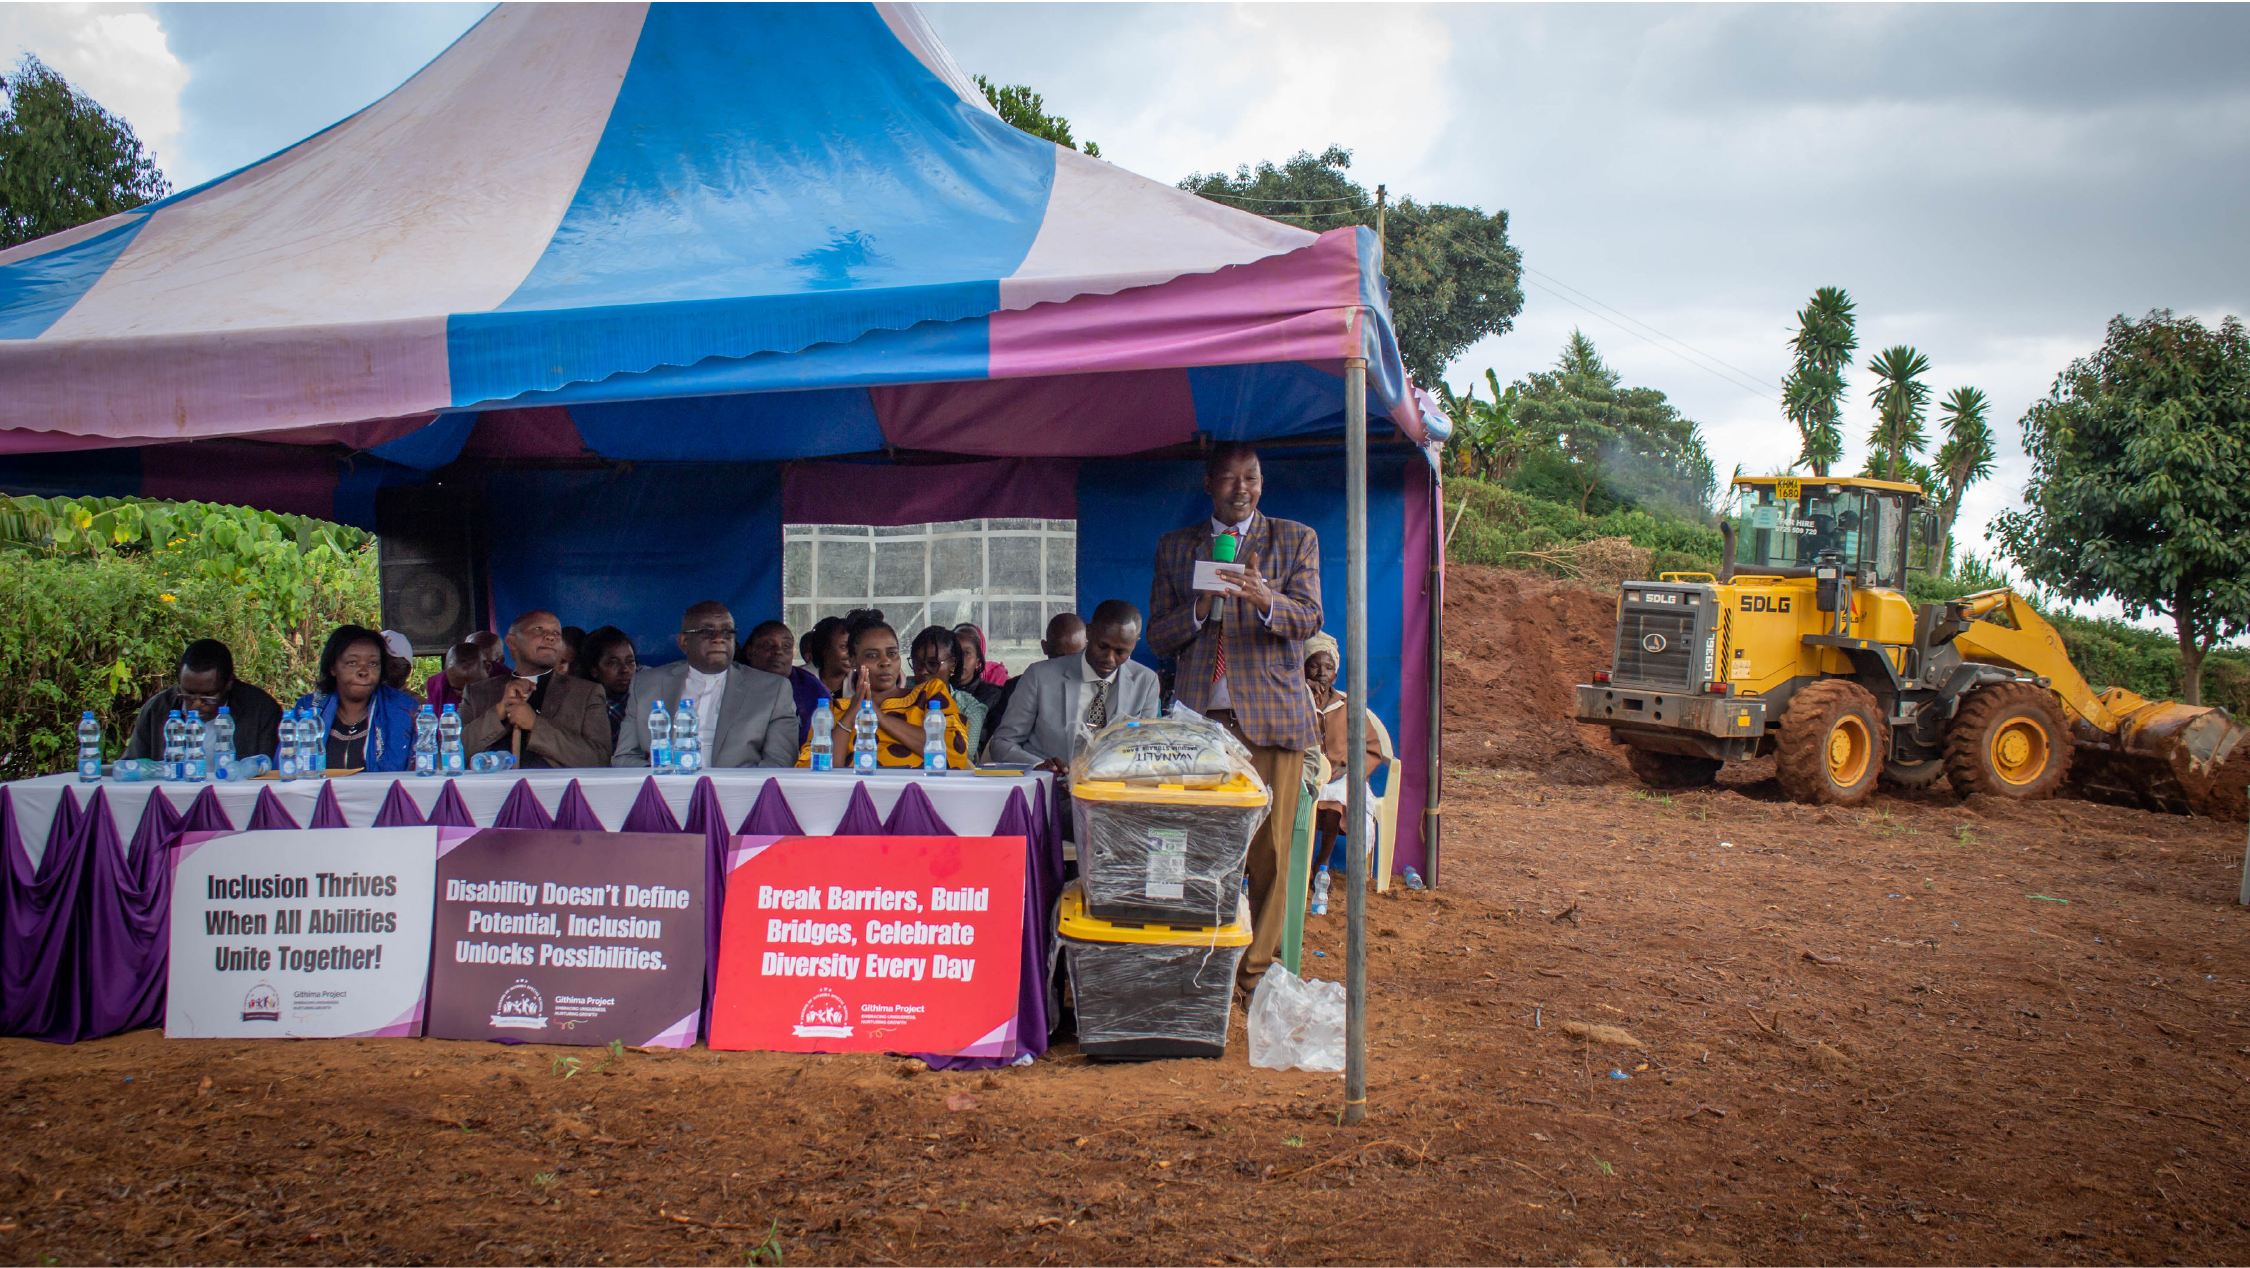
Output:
top-left (490, 980), bottom-right (547, 1030)
top-left (793, 989), bottom-right (852, 1039)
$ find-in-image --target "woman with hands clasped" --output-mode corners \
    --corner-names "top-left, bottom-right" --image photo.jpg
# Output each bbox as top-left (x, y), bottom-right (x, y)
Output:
top-left (795, 614), bottom-right (970, 768)
top-left (294, 624), bottom-right (420, 773)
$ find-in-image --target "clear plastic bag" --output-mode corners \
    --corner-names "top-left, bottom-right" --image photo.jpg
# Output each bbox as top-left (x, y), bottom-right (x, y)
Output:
top-left (1248, 962), bottom-right (1346, 1074)
top-left (1071, 705), bottom-right (1261, 790)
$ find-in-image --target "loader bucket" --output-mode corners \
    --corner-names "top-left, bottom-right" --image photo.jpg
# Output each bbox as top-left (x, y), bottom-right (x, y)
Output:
top-left (2068, 690), bottom-right (2250, 820)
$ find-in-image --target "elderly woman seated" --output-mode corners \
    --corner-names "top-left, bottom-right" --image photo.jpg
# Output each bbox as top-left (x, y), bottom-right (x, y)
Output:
top-left (797, 613), bottom-right (970, 769)
top-left (1303, 632), bottom-right (1385, 914)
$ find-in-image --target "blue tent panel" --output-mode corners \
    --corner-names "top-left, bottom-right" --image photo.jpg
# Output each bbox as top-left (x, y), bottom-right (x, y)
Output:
top-left (484, 464), bottom-right (784, 671)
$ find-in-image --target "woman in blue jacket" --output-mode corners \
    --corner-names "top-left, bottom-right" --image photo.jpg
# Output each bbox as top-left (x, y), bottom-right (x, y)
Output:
top-left (295, 625), bottom-right (419, 773)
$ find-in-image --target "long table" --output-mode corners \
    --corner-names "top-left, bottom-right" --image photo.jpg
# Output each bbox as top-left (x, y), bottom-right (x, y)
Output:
top-left (0, 768), bottom-right (1061, 1055)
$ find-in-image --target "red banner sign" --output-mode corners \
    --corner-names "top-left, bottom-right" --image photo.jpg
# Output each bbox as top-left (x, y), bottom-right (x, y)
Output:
top-left (709, 835), bottom-right (1025, 1056)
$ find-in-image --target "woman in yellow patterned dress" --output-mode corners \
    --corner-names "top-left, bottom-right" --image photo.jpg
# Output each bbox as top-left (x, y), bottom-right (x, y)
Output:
top-left (797, 614), bottom-right (970, 768)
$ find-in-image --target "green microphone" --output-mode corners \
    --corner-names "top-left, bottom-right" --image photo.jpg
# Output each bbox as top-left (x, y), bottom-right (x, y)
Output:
top-left (1211, 533), bottom-right (1238, 564)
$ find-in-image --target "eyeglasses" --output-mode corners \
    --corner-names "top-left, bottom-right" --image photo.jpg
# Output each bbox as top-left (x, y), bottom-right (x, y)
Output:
top-left (685, 626), bottom-right (737, 641)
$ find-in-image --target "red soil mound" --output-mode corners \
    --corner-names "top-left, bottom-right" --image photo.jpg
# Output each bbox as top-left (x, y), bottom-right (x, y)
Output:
top-left (1442, 565), bottom-right (1629, 783)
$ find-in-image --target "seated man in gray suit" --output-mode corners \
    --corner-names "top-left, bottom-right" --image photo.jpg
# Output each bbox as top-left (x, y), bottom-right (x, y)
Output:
top-left (987, 600), bottom-right (1162, 772)
top-left (461, 610), bottom-right (613, 768)
top-left (612, 601), bottom-right (798, 768)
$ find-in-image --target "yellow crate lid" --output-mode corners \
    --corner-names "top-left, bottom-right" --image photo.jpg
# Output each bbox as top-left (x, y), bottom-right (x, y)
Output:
top-left (1069, 772), bottom-right (1268, 807)
top-left (1056, 882), bottom-right (1252, 947)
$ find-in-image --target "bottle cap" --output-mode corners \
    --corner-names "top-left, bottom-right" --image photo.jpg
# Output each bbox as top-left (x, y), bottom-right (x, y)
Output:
top-left (816, 697), bottom-right (831, 709)
top-left (168, 709), bottom-right (182, 718)
top-left (421, 704), bottom-right (434, 714)
top-left (82, 710), bottom-right (95, 719)
top-left (443, 703), bottom-right (457, 713)
top-left (217, 706), bottom-right (231, 716)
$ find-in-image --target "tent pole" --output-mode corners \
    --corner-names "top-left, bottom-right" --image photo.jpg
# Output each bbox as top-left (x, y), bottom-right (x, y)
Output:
top-left (1343, 356), bottom-right (1370, 1127)
top-left (1425, 475), bottom-right (1443, 887)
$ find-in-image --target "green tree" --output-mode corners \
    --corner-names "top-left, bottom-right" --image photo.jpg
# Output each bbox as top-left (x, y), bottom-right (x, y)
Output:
top-left (1928, 386), bottom-right (1996, 575)
top-left (1991, 311), bottom-right (2250, 705)
top-left (0, 54), bottom-right (170, 249)
top-left (974, 75), bottom-right (1098, 157)
top-left (1513, 331), bottom-right (1717, 517)
top-left (1865, 344), bottom-right (1933, 481)
top-left (1179, 145), bottom-right (1523, 388)
top-left (1438, 368), bottom-right (1523, 482)
top-left (1781, 287), bottom-right (1857, 476)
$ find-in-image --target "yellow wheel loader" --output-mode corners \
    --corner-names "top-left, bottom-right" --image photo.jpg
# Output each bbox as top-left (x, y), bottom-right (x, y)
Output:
top-left (1573, 475), bottom-right (2248, 817)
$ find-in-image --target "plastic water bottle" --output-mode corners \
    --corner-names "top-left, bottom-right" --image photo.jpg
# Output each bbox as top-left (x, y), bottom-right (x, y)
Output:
top-left (1403, 865), bottom-right (1426, 890)
top-left (922, 698), bottom-right (948, 775)
top-left (277, 709), bottom-right (300, 779)
top-left (1310, 867), bottom-right (1331, 916)
top-left (163, 710), bottom-right (188, 781)
top-left (301, 708), bottom-right (327, 780)
top-left (209, 707), bottom-right (236, 782)
top-left (438, 704), bottom-right (465, 775)
top-left (76, 712), bottom-right (102, 783)
top-left (218, 755), bottom-right (271, 781)
top-left (808, 697), bottom-right (834, 772)
top-left (648, 700), bottom-right (674, 773)
top-left (184, 712), bottom-right (208, 783)
top-left (852, 699), bottom-right (879, 773)
top-left (413, 705), bottom-right (438, 776)
top-left (675, 698), bottom-right (702, 775)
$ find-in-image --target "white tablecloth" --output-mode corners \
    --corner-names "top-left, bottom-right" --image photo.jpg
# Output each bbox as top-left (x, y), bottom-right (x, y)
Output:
top-left (2, 768), bottom-right (1052, 867)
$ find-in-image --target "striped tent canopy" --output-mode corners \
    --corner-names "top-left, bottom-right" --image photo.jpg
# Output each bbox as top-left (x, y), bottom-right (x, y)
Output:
top-left (0, 0), bottom-right (1441, 512)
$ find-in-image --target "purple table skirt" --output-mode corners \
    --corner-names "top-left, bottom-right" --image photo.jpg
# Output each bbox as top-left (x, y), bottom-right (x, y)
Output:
top-left (0, 775), bottom-right (1062, 1069)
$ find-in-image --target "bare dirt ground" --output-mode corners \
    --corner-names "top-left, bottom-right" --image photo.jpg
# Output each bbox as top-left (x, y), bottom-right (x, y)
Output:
top-left (2, 568), bottom-right (2247, 1266)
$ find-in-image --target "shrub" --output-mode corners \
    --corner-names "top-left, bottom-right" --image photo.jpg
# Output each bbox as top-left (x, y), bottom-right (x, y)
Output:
top-left (0, 546), bottom-right (378, 779)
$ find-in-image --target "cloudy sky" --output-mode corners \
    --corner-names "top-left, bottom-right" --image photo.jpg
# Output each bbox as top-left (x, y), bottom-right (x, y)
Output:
top-left (5, 2), bottom-right (2245, 613)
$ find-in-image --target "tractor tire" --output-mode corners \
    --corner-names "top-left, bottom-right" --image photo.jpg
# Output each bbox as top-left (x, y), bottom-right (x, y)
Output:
top-left (1627, 747), bottom-right (1722, 790)
top-left (1944, 683), bottom-right (2070, 800)
top-left (1881, 759), bottom-right (1946, 789)
top-left (1777, 680), bottom-right (1887, 806)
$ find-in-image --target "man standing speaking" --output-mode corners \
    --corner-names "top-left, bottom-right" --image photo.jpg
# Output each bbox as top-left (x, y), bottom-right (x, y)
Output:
top-left (1148, 443), bottom-right (1322, 991)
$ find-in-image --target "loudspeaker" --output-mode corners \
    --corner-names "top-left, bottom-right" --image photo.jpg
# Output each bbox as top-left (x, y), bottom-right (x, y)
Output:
top-left (377, 485), bottom-right (489, 656)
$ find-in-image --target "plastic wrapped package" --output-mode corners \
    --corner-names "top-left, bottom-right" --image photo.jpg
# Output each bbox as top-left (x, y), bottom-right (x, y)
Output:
top-left (1070, 707), bottom-right (1259, 789)
top-left (1072, 777), bottom-right (1267, 924)
top-left (1247, 962), bottom-right (1345, 1073)
top-left (1058, 882), bottom-right (1250, 1060)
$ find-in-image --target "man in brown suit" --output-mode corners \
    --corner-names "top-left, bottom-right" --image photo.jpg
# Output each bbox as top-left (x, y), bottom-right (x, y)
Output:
top-left (1148, 443), bottom-right (1323, 990)
top-left (461, 609), bottom-right (613, 768)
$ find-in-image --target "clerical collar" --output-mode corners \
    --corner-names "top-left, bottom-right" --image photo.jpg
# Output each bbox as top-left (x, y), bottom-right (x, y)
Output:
top-left (686, 666), bottom-right (728, 686)
top-left (513, 670), bottom-right (550, 684)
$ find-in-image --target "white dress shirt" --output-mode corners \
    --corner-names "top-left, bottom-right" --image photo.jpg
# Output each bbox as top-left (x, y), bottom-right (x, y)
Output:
top-left (1075, 651), bottom-right (1124, 748)
top-left (682, 666), bottom-right (727, 755)
top-left (1196, 514), bottom-right (1273, 711)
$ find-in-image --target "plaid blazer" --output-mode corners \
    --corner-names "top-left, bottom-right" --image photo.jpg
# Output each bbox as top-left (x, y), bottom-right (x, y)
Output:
top-left (1148, 512), bottom-right (1323, 750)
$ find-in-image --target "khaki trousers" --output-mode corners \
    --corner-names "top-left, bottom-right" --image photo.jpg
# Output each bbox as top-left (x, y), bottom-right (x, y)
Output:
top-left (1236, 741), bottom-right (1308, 991)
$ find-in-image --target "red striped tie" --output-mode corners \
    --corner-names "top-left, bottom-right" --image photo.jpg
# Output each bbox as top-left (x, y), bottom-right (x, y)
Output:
top-left (1210, 532), bottom-right (1235, 686)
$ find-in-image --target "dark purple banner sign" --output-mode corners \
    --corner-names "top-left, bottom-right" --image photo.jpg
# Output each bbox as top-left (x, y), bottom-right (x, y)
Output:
top-left (424, 829), bottom-right (706, 1048)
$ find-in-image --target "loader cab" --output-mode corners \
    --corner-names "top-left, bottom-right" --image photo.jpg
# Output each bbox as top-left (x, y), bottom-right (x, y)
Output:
top-left (1730, 477), bottom-right (1924, 590)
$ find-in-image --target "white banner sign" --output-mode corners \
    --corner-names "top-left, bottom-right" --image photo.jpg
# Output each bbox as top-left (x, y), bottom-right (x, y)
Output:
top-left (166, 827), bottom-right (439, 1039)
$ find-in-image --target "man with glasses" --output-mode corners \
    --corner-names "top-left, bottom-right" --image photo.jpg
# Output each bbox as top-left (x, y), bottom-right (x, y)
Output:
top-left (611, 601), bottom-right (799, 768)
top-left (124, 639), bottom-right (284, 764)
top-left (460, 609), bottom-right (612, 768)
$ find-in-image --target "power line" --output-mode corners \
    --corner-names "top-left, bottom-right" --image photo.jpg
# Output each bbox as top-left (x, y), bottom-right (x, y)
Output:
top-left (1519, 263), bottom-right (1776, 393)
top-left (1190, 190), bottom-right (1785, 406)
top-left (1417, 220), bottom-right (1778, 403)
top-left (1193, 191), bottom-right (1362, 206)
top-left (1516, 276), bottom-right (1776, 403)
